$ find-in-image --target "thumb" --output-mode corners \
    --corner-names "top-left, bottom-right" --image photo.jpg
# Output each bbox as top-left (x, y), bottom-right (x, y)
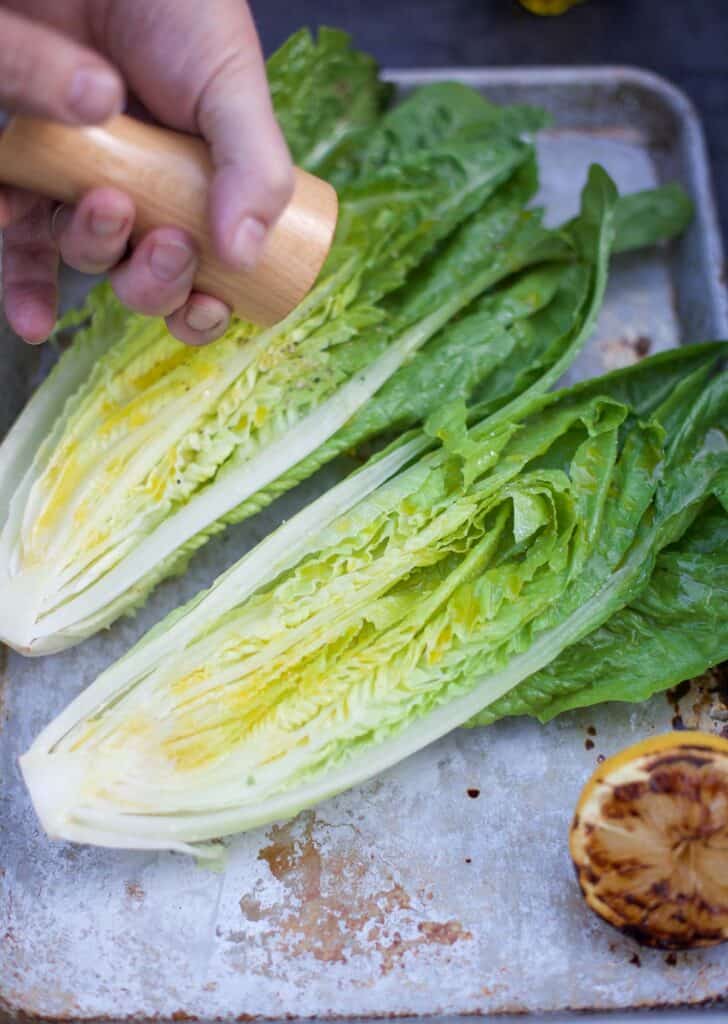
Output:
top-left (195, 11), bottom-right (295, 270)
top-left (0, 8), bottom-right (124, 124)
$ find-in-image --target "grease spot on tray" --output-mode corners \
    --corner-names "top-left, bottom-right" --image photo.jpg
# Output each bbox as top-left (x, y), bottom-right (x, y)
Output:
top-left (124, 881), bottom-right (145, 903)
top-left (600, 331), bottom-right (652, 370)
top-left (233, 811), bottom-right (472, 973)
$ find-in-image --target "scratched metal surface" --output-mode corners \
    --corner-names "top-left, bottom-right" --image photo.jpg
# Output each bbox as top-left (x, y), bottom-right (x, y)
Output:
top-left (1, 68), bottom-right (728, 1022)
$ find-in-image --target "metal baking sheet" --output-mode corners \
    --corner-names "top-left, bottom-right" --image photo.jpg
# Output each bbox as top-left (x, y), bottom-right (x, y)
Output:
top-left (1, 66), bottom-right (727, 1022)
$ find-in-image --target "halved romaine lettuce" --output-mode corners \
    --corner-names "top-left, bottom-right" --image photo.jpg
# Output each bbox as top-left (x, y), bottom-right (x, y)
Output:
top-left (0, 30), bottom-right (693, 655)
top-left (20, 347), bottom-right (727, 855)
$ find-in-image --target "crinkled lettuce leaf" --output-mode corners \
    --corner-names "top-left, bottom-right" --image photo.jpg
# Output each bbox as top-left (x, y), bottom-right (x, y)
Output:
top-left (269, 27), bottom-right (392, 183)
top-left (358, 81), bottom-right (548, 176)
top-left (467, 348), bottom-right (728, 726)
top-left (469, 501), bottom-right (727, 725)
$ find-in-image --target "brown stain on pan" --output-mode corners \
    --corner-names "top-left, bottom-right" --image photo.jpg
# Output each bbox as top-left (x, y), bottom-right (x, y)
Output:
top-left (600, 332), bottom-right (652, 371)
top-left (12, 1004), bottom-right (711, 1024)
top-left (1, 992), bottom-right (727, 1022)
top-left (124, 881), bottom-right (146, 903)
top-left (234, 811), bottom-right (472, 972)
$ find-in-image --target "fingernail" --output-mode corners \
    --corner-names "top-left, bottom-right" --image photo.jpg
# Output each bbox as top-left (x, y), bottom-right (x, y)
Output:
top-left (90, 211), bottom-right (128, 238)
top-left (184, 304), bottom-right (226, 333)
top-left (68, 67), bottom-right (122, 123)
top-left (230, 217), bottom-right (267, 270)
top-left (149, 240), bottom-right (195, 281)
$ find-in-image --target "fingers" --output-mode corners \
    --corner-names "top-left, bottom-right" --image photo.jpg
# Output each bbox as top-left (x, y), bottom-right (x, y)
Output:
top-left (2, 196), bottom-right (58, 343)
top-left (108, 227), bottom-right (198, 318)
top-left (52, 188), bottom-right (134, 274)
top-left (0, 8), bottom-right (124, 123)
top-left (0, 7), bottom-right (125, 346)
top-left (0, 186), bottom-right (37, 229)
top-left (99, 0), bottom-right (294, 272)
top-left (2, 188), bottom-right (229, 346)
top-left (165, 294), bottom-right (231, 346)
top-left (61, 204), bottom-right (230, 345)
top-left (197, 38), bottom-right (295, 271)
top-left (110, 234), bottom-right (231, 345)
top-left (110, 235), bottom-right (230, 345)
top-left (110, 231), bottom-right (230, 344)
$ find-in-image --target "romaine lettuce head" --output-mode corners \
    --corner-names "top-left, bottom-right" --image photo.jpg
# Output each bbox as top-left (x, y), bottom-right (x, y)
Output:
top-left (0, 27), bottom-right (693, 656)
top-left (20, 347), bottom-right (727, 855)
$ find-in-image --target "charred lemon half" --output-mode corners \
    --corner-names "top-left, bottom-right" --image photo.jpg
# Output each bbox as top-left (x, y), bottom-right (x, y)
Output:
top-left (570, 731), bottom-right (728, 949)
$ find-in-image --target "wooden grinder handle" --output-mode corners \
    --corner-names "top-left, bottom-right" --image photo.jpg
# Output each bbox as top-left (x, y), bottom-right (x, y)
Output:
top-left (0, 114), bottom-right (339, 327)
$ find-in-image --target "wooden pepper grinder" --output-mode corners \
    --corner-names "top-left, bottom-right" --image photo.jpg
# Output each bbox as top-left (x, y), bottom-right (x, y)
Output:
top-left (0, 114), bottom-right (339, 326)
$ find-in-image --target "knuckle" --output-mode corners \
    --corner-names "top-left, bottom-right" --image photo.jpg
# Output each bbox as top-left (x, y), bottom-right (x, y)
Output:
top-left (72, 237), bottom-right (126, 274)
top-left (113, 277), bottom-right (183, 318)
top-left (0, 45), bottom-right (38, 104)
top-left (65, 250), bottom-right (117, 274)
top-left (212, 48), bottom-right (261, 94)
top-left (3, 238), bottom-right (57, 283)
top-left (4, 197), bottom-right (52, 241)
top-left (266, 163), bottom-right (295, 210)
top-left (196, 50), bottom-right (257, 134)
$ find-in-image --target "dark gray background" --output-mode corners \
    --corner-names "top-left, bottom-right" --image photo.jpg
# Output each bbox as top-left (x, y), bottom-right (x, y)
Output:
top-left (254, 0), bottom-right (728, 242)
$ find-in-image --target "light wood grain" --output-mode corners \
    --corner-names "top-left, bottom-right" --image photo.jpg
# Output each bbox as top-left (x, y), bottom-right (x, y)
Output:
top-left (0, 114), bottom-right (338, 326)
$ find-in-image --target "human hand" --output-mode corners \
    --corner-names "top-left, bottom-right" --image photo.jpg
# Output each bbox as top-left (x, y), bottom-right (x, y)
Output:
top-left (0, 0), bottom-right (294, 345)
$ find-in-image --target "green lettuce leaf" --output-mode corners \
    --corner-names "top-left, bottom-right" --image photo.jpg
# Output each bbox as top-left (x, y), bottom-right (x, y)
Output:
top-left (268, 27), bottom-right (391, 182)
top-left (226, 164), bottom-right (611, 524)
top-left (469, 501), bottom-right (727, 725)
top-left (358, 81), bottom-right (548, 176)
top-left (610, 184), bottom-right (694, 255)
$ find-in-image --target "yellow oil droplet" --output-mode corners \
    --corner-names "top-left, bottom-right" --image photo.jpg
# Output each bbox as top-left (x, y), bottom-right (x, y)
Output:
top-left (129, 347), bottom-right (192, 392)
top-left (171, 666), bottom-right (210, 698)
top-left (428, 624), bottom-right (453, 665)
top-left (165, 732), bottom-right (223, 772)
